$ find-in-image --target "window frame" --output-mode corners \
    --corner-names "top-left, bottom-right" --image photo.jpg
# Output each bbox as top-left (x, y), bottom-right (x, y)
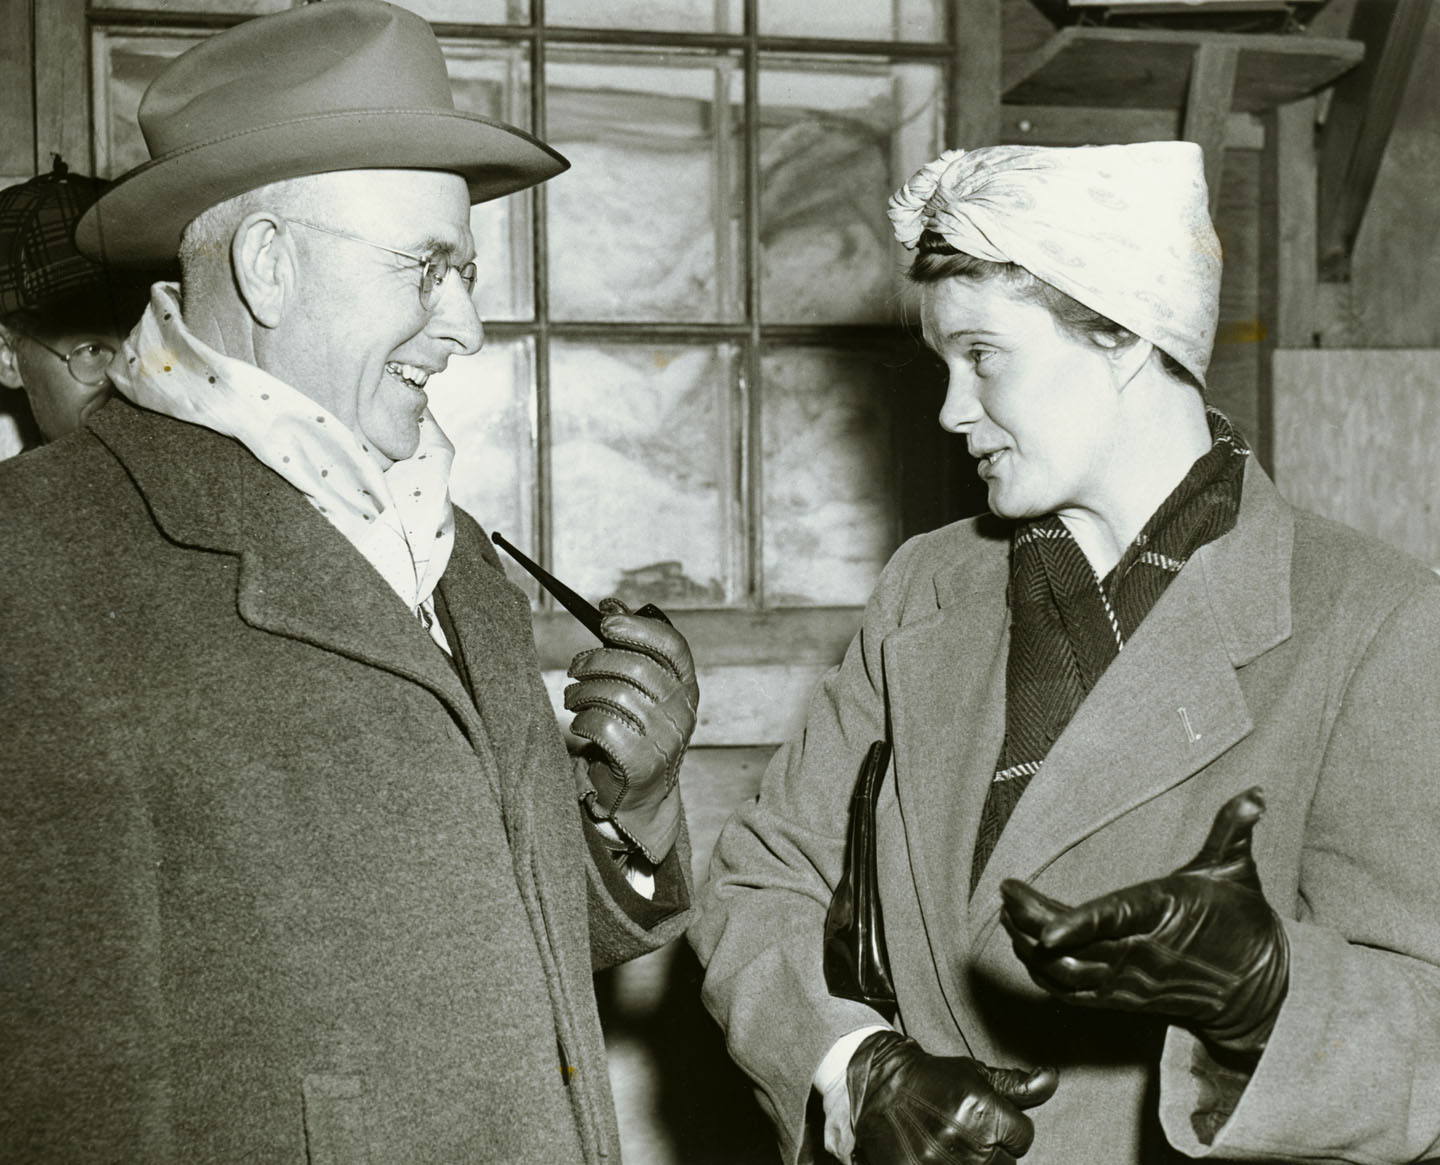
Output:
top-left (81, 0), bottom-right (982, 668)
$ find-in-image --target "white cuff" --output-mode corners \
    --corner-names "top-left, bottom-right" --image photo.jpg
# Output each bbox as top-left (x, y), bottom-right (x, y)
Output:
top-left (591, 818), bottom-right (657, 898)
top-left (814, 1025), bottom-right (892, 1164)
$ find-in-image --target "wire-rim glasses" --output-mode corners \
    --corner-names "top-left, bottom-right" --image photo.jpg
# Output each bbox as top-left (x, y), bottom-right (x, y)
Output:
top-left (287, 218), bottom-right (478, 310)
top-left (8, 329), bottom-right (116, 386)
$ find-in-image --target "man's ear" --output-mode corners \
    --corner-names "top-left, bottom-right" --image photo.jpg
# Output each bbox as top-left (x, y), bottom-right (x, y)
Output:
top-left (0, 325), bottom-right (25, 390)
top-left (231, 211), bottom-right (295, 329)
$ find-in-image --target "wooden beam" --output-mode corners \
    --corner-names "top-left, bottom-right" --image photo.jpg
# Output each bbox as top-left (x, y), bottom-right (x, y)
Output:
top-left (1258, 99), bottom-right (1320, 472)
top-left (1004, 27), bottom-right (1362, 113)
top-left (1264, 98), bottom-right (1320, 348)
top-left (32, 0), bottom-right (89, 174)
top-left (0, 2), bottom-right (34, 178)
top-left (1316, 0), bottom-right (1436, 281)
top-left (1000, 104), bottom-right (1264, 150)
top-left (1183, 42), bottom-right (1241, 216)
top-left (948, 0), bottom-right (1002, 148)
top-left (531, 605), bottom-right (862, 671)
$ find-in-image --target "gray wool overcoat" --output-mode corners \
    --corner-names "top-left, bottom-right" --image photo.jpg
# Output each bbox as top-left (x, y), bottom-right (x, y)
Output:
top-left (0, 398), bottom-right (692, 1163)
top-left (691, 456), bottom-right (1440, 1164)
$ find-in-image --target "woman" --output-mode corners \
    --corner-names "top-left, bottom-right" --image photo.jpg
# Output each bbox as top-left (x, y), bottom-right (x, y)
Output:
top-left (690, 142), bottom-right (1440, 1165)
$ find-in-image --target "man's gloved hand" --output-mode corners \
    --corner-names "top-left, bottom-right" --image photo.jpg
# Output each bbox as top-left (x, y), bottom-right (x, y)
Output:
top-left (848, 1030), bottom-right (1058, 1165)
top-left (565, 598), bottom-right (699, 864)
top-left (999, 787), bottom-right (1289, 1060)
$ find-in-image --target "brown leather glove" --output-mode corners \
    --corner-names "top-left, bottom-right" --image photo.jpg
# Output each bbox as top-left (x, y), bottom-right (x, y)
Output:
top-left (848, 1031), bottom-right (1058, 1165)
top-left (999, 787), bottom-right (1289, 1061)
top-left (565, 599), bottom-right (699, 864)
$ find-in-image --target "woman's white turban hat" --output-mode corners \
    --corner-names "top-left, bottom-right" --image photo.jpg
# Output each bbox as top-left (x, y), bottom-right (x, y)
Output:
top-left (888, 142), bottom-right (1221, 387)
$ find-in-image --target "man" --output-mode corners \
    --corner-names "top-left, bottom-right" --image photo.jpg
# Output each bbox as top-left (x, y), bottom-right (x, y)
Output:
top-left (0, 3), bottom-right (699, 1162)
top-left (0, 158), bottom-right (150, 454)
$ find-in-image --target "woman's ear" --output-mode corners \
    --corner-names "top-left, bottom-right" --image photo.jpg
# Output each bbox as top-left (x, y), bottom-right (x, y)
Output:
top-left (1093, 331), bottom-right (1154, 392)
top-left (231, 211), bottom-right (295, 330)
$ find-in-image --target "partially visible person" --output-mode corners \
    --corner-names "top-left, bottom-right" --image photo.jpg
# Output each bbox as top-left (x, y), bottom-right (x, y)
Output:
top-left (691, 141), bottom-right (1440, 1165)
top-left (0, 158), bottom-right (150, 454)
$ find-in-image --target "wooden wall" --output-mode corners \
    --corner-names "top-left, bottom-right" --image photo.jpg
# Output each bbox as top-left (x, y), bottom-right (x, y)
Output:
top-left (1270, 0), bottom-right (1440, 568)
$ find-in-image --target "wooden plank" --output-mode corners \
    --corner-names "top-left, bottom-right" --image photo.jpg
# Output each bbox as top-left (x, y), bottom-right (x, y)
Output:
top-left (1316, 0), bottom-right (1436, 280)
top-left (0, 1), bottom-right (34, 176)
top-left (33, 0), bottom-right (90, 173)
top-left (1273, 349), bottom-right (1440, 566)
top-left (1004, 27), bottom-right (1363, 113)
top-left (1000, 104), bottom-right (1264, 149)
top-left (1182, 42), bottom-right (1240, 215)
top-left (1208, 149), bottom-right (1265, 455)
top-left (1345, 0), bottom-right (1440, 347)
top-left (949, 0), bottom-right (1002, 148)
top-left (532, 605), bottom-right (861, 670)
top-left (1264, 98), bottom-right (1320, 348)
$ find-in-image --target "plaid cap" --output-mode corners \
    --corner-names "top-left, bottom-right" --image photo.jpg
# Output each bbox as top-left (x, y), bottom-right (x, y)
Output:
top-left (0, 158), bottom-right (112, 317)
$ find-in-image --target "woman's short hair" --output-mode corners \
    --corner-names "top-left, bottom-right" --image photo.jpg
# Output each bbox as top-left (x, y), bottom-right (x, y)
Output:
top-left (909, 231), bottom-right (1198, 388)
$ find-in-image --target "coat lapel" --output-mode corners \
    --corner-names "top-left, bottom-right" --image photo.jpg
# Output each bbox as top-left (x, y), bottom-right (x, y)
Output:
top-left (90, 400), bottom-right (492, 777)
top-left (434, 513), bottom-right (563, 835)
top-left (881, 461), bottom-right (1295, 1026)
top-left (965, 458), bottom-right (1295, 947)
top-left (885, 521), bottom-right (1011, 1031)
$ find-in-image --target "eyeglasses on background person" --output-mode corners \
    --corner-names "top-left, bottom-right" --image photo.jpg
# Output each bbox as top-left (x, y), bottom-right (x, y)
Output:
top-left (6, 328), bottom-right (117, 386)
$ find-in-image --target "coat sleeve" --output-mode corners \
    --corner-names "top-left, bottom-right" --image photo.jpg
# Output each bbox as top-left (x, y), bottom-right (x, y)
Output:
top-left (584, 803), bottom-right (694, 972)
top-left (1159, 579), bottom-right (1440, 1163)
top-left (687, 534), bottom-right (937, 1165)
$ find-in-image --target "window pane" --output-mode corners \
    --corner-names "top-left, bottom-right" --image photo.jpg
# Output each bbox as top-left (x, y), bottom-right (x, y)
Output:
top-left (427, 338), bottom-right (540, 601)
top-left (547, 0), bottom-right (740, 33)
top-left (550, 342), bottom-right (738, 608)
top-left (443, 43), bottom-right (534, 321)
top-left (759, 0), bottom-right (943, 40)
top-left (94, 32), bottom-right (201, 178)
top-left (762, 347), bottom-right (900, 606)
top-left (546, 52), bottom-right (743, 323)
top-left (758, 60), bottom-right (942, 326)
top-left (384, 0), bottom-right (526, 21)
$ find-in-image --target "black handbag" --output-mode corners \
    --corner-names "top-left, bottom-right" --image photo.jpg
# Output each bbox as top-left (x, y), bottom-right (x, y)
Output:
top-left (822, 739), bottom-right (898, 1020)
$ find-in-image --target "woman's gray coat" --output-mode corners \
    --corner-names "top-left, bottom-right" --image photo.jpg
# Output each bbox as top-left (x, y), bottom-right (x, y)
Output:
top-left (692, 457), bottom-right (1440, 1164)
top-left (0, 399), bottom-right (691, 1162)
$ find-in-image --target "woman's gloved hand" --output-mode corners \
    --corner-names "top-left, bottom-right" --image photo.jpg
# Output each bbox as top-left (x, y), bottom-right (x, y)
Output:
top-left (999, 787), bottom-right (1289, 1060)
top-left (848, 1030), bottom-right (1058, 1165)
top-left (565, 598), bottom-right (699, 864)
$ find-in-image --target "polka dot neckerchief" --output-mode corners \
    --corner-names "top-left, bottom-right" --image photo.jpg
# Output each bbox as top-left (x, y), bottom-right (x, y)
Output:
top-left (110, 283), bottom-right (457, 651)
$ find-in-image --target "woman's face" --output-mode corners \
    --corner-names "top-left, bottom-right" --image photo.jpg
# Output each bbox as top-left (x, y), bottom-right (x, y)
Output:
top-left (921, 275), bottom-right (1125, 523)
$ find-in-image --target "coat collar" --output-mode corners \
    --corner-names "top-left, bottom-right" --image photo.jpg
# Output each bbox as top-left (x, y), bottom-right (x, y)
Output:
top-left (887, 458), bottom-right (1295, 1025)
top-left (927, 459), bottom-right (1292, 664)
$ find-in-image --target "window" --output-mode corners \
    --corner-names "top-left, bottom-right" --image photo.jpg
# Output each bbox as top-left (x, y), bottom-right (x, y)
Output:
top-left (92, 1), bottom-right (974, 689)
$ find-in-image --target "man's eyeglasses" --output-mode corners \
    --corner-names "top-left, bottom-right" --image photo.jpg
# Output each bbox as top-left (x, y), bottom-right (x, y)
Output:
top-left (8, 330), bottom-right (117, 386)
top-left (287, 218), bottom-right (478, 311)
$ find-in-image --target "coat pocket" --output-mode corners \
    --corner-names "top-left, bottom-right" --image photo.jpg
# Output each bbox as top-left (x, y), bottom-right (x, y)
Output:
top-left (301, 1074), bottom-right (373, 1165)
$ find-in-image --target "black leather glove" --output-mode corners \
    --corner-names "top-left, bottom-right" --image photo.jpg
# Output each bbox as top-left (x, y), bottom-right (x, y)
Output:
top-left (848, 1031), bottom-right (1058, 1165)
top-left (999, 787), bottom-right (1289, 1060)
top-left (565, 598), bottom-right (699, 864)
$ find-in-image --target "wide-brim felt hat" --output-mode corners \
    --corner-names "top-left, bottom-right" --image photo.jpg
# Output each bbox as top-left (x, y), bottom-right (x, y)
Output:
top-left (77, 0), bottom-right (568, 265)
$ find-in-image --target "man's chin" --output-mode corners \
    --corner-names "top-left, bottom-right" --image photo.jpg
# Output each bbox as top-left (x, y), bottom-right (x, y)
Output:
top-left (357, 429), bottom-right (418, 469)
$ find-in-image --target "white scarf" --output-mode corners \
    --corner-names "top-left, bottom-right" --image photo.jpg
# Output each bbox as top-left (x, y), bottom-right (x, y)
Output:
top-left (109, 284), bottom-right (457, 649)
